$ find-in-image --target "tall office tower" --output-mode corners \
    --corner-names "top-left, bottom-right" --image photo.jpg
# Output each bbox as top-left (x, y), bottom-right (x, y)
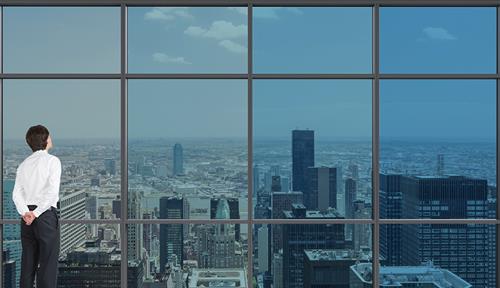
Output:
top-left (380, 173), bottom-right (492, 288)
top-left (271, 165), bottom-right (281, 176)
top-left (3, 241), bottom-right (20, 288)
top-left (305, 167), bottom-right (338, 211)
top-left (257, 224), bottom-right (271, 273)
top-left (437, 154), bottom-right (445, 176)
top-left (271, 191), bottom-right (303, 253)
top-left (348, 163), bottom-right (359, 180)
top-left (112, 196), bottom-right (121, 219)
top-left (2, 250), bottom-right (16, 288)
top-left (292, 130), bottom-right (314, 194)
top-left (353, 200), bottom-right (371, 252)
top-left (272, 252), bottom-right (284, 288)
top-left (253, 165), bottom-right (260, 195)
top-left (60, 191), bottom-right (87, 254)
top-left (86, 195), bottom-right (97, 219)
top-left (345, 178), bottom-right (357, 219)
top-left (210, 197), bottom-right (240, 241)
top-left (143, 212), bottom-right (152, 256)
top-left (206, 199), bottom-right (243, 268)
top-left (128, 193), bottom-right (143, 261)
top-left (104, 158), bottom-right (116, 175)
top-left (379, 174), bottom-right (404, 266)
top-left (264, 171), bottom-right (273, 192)
top-left (159, 196), bottom-right (184, 273)
top-left (282, 204), bottom-right (345, 288)
top-left (271, 175), bottom-right (282, 192)
top-left (173, 143), bottom-right (184, 176)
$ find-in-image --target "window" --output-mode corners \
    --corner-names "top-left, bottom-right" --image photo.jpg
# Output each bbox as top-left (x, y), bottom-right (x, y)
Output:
top-left (0, 2), bottom-right (497, 288)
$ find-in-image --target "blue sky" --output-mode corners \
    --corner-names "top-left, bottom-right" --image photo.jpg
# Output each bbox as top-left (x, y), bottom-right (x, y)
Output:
top-left (2, 7), bottom-right (497, 140)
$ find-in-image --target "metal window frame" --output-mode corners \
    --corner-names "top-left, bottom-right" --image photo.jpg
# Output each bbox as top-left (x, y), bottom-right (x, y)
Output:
top-left (0, 1), bottom-right (498, 288)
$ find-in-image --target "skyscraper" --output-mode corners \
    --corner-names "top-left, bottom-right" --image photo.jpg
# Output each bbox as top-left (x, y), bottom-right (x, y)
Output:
top-left (345, 178), bottom-right (357, 219)
top-left (159, 196), bottom-right (184, 273)
top-left (292, 130), bottom-right (314, 195)
top-left (104, 158), bottom-right (116, 176)
top-left (305, 167), bottom-right (338, 211)
top-left (173, 143), bottom-right (184, 176)
top-left (379, 173), bottom-right (493, 287)
top-left (282, 204), bottom-right (345, 288)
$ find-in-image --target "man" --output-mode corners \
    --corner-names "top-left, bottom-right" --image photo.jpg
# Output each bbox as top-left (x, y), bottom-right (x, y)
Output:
top-left (12, 124), bottom-right (62, 288)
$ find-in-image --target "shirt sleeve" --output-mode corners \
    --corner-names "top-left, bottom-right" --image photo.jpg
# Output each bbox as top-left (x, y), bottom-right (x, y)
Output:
top-left (12, 165), bottom-right (30, 216)
top-left (33, 156), bottom-right (61, 218)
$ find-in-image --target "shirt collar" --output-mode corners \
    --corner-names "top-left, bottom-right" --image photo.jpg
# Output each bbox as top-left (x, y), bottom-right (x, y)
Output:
top-left (32, 149), bottom-right (48, 155)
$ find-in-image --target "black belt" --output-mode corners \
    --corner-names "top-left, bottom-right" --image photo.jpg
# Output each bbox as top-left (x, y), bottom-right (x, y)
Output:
top-left (27, 205), bottom-right (56, 212)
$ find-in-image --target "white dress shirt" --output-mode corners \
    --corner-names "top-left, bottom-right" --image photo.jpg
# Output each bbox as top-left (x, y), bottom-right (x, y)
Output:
top-left (12, 149), bottom-right (62, 218)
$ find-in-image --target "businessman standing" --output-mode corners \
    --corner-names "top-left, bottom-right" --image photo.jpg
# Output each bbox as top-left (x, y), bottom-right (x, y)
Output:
top-left (12, 124), bottom-right (61, 288)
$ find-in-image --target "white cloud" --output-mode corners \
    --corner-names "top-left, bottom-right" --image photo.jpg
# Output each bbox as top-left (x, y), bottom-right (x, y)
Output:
top-left (219, 40), bottom-right (247, 54)
top-left (152, 52), bottom-right (192, 65)
top-left (145, 7), bottom-right (193, 21)
top-left (421, 27), bottom-right (457, 41)
top-left (185, 20), bottom-right (247, 40)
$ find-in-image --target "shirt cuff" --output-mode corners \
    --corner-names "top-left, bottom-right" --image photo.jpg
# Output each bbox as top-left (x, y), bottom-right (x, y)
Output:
top-left (32, 209), bottom-right (42, 218)
top-left (20, 206), bottom-right (30, 216)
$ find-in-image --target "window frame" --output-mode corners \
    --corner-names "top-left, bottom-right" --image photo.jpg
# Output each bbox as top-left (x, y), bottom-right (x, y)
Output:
top-left (0, 1), bottom-right (498, 288)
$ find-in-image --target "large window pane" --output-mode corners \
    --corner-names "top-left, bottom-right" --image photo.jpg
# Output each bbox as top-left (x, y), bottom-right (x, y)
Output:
top-left (3, 223), bottom-right (121, 288)
top-left (127, 223), bottom-right (248, 286)
top-left (4, 7), bottom-right (120, 73)
top-left (380, 80), bottom-right (496, 219)
top-left (2, 80), bottom-right (121, 220)
top-left (253, 80), bottom-right (372, 219)
top-left (375, 224), bottom-right (497, 288)
top-left (252, 223), bottom-right (372, 288)
top-left (128, 80), bottom-right (247, 219)
top-left (380, 7), bottom-right (496, 74)
top-left (253, 7), bottom-right (372, 73)
top-left (128, 7), bottom-right (247, 73)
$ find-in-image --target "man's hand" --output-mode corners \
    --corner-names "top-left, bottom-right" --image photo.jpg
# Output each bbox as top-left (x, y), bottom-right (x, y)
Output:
top-left (22, 211), bottom-right (36, 225)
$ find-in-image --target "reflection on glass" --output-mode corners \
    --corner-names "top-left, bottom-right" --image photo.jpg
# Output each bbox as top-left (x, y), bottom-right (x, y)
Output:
top-left (4, 7), bottom-right (120, 73)
top-left (128, 7), bottom-right (247, 73)
top-left (128, 80), bottom-right (247, 219)
top-left (253, 80), bottom-right (372, 219)
top-left (253, 223), bottom-right (372, 288)
top-left (380, 7), bottom-right (496, 73)
top-left (380, 80), bottom-right (496, 219)
top-left (127, 223), bottom-right (248, 286)
top-left (253, 7), bottom-right (372, 73)
top-left (2, 224), bottom-right (121, 288)
top-left (2, 80), bottom-right (121, 219)
top-left (376, 224), bottom-right (497, 288)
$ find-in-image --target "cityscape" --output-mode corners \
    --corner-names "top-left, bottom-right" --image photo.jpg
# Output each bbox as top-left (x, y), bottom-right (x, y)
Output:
top-left (2, 128), bottom-right (496, 287)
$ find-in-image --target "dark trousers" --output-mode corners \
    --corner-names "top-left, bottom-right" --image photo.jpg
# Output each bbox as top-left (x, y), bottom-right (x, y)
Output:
top-left (20, 205), bottom-right (60, 288)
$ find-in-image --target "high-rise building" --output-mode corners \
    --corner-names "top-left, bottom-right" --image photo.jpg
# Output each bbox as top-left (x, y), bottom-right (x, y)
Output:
top-left (345, 178), bottom-right (357, 220)
top-left (210, 197), bottom-right (240, 241)
top-left (173, 143), bottom-right (184, 176)
top-left (282, 204), bottom-right (346, 288)
top-left (271, 175), bottom-right (282, 192)
top-left (379, 173), bottom-right (493, 287)
top-left (128, 193), bottom-right (143, 261)
top-left (2, 250), bottom-right (16, 288)
top-left (271, 191), bottom-right (303, 253)
top-left (305, 167), bottom-right (338, 211)
top-left (292, 130), bottom-right (314, 195)
top-left (159, 196), bottom-right (184, 273)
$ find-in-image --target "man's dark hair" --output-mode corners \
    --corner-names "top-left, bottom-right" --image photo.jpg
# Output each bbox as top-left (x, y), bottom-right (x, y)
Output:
top-left (26, 125), bottom-right (50, 152)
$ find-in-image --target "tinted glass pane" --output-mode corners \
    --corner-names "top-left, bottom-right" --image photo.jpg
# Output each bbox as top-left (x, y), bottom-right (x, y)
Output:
top-left (380, 80), bottom-right (496, 219)
top-left (253, 80), bottom-right (372, 219)
top-left (254, 7), bottom-right (372, 73)
top-left (128, 223), bottom-right (248, 285)
top-left (375, 224), bottom-right (497, 288)
top-left (128, 7), bottom-right (247, 73)
top-left (253, 224), bottom-right (372, 288)
top-left (128, 80), bottom-right (247, 219)
top-left (3, 80), bottom-right (120, 220)
top-left (380, 7), bottom-right (496, 73)
top-left (4, 7), bottom-right (120, 73)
